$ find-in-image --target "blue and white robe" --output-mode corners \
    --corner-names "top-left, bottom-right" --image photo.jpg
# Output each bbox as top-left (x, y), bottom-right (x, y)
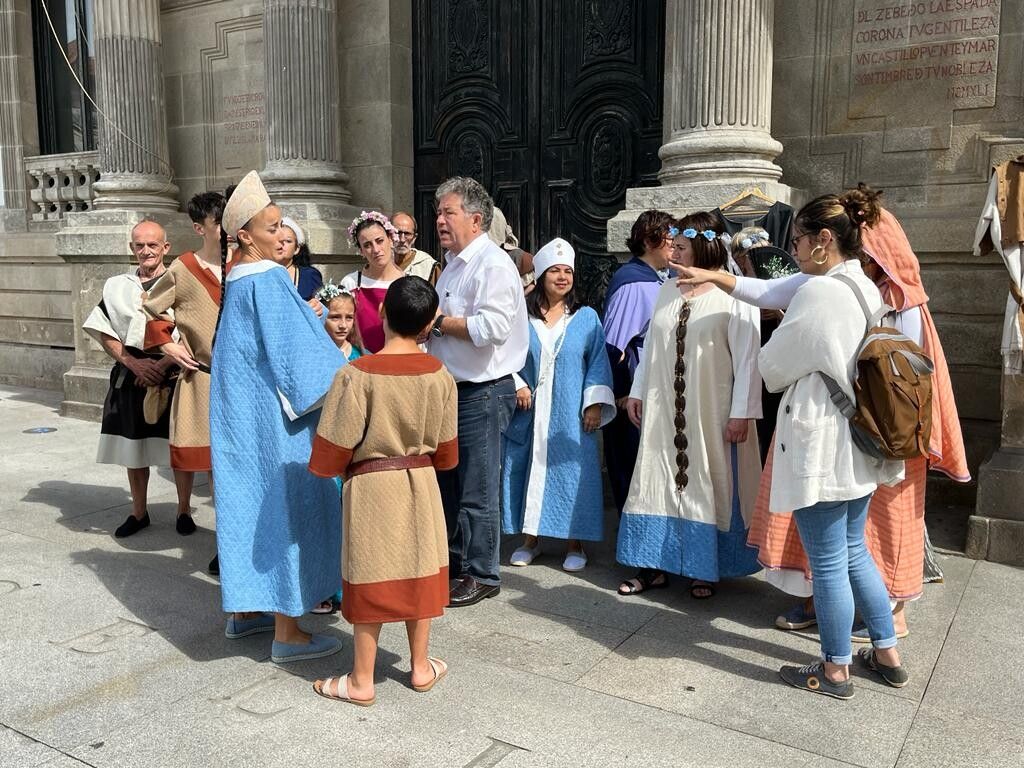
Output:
top-left (501, 307), bottom-right (615, 542)
top-left (210, 260), bottom-right (346, 616)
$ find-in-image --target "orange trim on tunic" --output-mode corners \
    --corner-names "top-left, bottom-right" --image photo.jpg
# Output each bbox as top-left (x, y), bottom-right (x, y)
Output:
top-left (170, 444), bottom-right (212, 472)
top-left (747, 445), bottom-right (927, 601)
top-left (179, 251), bottom-right (223, 306)
top-left (350, 353), bottom-right (443, 376)
top-left (341, 566), bottom-right (449, 624)
top-left (308, 434), bottom-right (354, 478)
top-left (144, 318), bottom-right (176, 350)
top-left (433, 437), bottom-right (458, 470)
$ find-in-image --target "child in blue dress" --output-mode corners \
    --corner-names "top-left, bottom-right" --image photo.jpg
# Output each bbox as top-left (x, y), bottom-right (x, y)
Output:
top-left (312, 283), bottom-right (369, 613)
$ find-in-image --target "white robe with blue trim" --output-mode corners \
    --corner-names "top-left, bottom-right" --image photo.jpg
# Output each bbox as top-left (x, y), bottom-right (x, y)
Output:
top-left (616, 282), bottom-right (763, 581)
top-left (501, 307), bottom-right (615, 541)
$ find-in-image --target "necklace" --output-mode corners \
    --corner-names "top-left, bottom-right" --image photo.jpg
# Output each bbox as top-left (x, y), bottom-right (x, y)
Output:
top-left (535, 312), bottom-right (570, 389)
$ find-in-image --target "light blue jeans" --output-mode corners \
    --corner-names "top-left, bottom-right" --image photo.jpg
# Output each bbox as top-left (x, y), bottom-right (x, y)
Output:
top-left (793, 494), bottom-right (897, 665)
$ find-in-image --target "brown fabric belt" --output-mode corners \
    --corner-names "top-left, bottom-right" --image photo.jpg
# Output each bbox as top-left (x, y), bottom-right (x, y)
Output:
top-left (347, 454), bottom-right (433, 478)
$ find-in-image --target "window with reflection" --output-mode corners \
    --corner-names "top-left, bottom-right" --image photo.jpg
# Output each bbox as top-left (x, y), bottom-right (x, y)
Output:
top-left (33, 0), bottom-right (97, 154)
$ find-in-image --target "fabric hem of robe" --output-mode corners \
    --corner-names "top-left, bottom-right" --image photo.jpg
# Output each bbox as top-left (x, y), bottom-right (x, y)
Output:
top-left (616, 513), bottom-right (762, 582)
top-left (96, 435), bottom-right (170, 469)
top-left (341, 567), bottom-right (449, 624)
top-left (170, 444), bottom-right (212, 471)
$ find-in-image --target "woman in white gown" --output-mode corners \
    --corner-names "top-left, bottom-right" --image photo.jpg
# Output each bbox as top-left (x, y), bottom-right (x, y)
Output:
top-left (616, 212), bottom-right (763, 599)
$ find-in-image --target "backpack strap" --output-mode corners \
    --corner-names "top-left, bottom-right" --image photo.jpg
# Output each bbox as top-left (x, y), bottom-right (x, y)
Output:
top-left (818, 371), bottom-right (858, 418)
top-left (832, 272), bottom-right (888, 328)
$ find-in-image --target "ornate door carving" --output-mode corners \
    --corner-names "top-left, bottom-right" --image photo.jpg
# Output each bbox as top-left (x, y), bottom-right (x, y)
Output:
top-left (414, 0), bottom-right (664, 307)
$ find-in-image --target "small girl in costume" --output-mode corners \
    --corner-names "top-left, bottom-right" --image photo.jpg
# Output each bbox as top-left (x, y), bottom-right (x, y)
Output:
top-left (309, 275), bottom-right (457, 706)
top-left (310, 282), bottom-right (369, 615)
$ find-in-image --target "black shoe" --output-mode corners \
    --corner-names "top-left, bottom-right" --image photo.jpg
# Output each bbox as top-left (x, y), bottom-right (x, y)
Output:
top-left (448, 577), bottom-right (500, 608)
top-left (176, 514), bottom-right (197, 536)
top-left (115, 512), bottom-right (150, 538)
top-left (208, 554), bottom-right (220, 575)
top-left (857, 648), bottom-right (910, 688)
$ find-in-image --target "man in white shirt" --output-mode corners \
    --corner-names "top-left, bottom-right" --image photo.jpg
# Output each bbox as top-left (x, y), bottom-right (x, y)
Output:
top-left (429, 177), bottom-right (529, 607)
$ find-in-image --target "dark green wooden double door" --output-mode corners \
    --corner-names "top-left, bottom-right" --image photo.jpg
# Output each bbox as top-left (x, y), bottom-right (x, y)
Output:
top-left (413, 0), bottom-right (664, 305)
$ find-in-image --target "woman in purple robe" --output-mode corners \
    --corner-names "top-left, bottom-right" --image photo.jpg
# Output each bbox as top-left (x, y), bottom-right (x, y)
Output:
top-left (601, 210), bottom-right (676, 515)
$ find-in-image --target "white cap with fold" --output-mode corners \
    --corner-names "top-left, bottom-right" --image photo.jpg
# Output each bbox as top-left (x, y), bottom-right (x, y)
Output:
top-left (533, 237), bottom-right (575, 277)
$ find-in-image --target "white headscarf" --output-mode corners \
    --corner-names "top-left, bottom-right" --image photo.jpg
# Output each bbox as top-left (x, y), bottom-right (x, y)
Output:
top-left (222, 170), bottom-right (272, 237)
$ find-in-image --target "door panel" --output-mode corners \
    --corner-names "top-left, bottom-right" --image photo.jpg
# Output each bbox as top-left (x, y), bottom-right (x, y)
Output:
top-left (413, 0), bottom-right (663, 307)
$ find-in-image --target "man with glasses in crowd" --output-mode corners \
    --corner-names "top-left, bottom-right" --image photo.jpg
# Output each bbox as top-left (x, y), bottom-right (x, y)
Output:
top-left (392, 211), bottom-right (441, 284)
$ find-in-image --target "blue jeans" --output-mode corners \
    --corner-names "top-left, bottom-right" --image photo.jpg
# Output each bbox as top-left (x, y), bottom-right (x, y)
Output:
top-left (793, 494), bottom-right (897, 666)
top-left (438, 376), bottom-right (516, 586)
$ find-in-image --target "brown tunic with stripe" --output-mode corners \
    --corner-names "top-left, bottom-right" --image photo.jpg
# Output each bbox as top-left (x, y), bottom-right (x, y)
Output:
top-left (309, 353), bottom-right (457, 624)
top-left (143, 252), bottom-right (220, 471)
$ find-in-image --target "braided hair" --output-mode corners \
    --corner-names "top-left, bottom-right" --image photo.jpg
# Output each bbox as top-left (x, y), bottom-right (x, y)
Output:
top-left (212, 224), bottom-right (230, 352)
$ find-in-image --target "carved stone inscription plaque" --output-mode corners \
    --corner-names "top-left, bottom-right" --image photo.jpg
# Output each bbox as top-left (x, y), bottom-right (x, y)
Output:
top-left (849, 0), bottom-right (1000, 121)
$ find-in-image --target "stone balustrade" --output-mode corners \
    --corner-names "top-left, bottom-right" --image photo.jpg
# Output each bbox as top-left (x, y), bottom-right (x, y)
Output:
top-left (24, 152), bottom-right (102, 222)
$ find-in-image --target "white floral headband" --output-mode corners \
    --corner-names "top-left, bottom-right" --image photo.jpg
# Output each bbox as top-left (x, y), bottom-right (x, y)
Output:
top-left (315, 280), bottom-right (354, 304)
top-left (347, 210), bottom-right (398, 247)
top-left (737, 230), bottom-right (770, 250)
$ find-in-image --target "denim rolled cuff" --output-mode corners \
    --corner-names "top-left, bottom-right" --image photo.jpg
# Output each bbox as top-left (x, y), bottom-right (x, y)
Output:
top-left (822, 650), bottom-right (853, 666)
top-left (872, 635), bottom-right (899, 650)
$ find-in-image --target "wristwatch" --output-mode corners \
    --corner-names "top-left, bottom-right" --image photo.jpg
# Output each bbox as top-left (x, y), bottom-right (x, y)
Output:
top-left (430, 314), bottom-right (447, 338)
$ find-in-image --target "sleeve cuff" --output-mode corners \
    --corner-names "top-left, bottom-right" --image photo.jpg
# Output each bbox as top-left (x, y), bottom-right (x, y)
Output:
top-left (143, 319), bottom-right (175, 351)
top-left (512, 373), bottom-right (528, 391)
top-left (433, 437), bottom-right (459, 470)
top-left (582, 384), bottom-right (616, 427)
top-left (308, 433), bottom-right (353, 478)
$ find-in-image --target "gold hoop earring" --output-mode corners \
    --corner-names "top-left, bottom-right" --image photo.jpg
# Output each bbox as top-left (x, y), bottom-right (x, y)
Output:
top-left (810, 245), bottom-right (828, 265)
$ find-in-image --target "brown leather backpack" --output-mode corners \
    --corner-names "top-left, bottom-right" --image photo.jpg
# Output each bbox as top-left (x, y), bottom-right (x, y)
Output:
top-left (818, 274), bottom-right (934, 461)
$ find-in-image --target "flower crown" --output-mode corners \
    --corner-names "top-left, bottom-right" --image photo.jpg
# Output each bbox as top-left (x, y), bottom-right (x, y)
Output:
top-left (346, 210), bottom-right (398, 247)
top-left (737, 230), bottom-right (770, 251)
top-left (678, 227), bottom-right (732, 246)
top-left (315, 280), bottom-right (354, 305)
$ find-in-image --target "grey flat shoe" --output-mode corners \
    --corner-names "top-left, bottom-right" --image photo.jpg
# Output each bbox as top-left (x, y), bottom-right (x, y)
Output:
top-left (857, 648), bottom-right (909, 688)
top-left (779, 663), bottom-right (854, 700)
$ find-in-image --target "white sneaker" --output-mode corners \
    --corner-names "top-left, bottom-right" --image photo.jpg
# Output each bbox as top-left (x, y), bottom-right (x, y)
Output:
top-left (562, 550), bottom-right (587, 572)
top-left (510, 545), bottom-right (541, 566)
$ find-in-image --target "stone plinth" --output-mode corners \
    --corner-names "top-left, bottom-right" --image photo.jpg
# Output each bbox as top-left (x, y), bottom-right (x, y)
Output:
top-left (969, 372), bottom-right (1024, 566)
top-left (608, 0), bottom-right (798, 246)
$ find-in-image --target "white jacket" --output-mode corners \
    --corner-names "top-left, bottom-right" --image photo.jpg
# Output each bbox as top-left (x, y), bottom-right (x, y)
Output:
top-left (757, 260), bottom-right (903, 513)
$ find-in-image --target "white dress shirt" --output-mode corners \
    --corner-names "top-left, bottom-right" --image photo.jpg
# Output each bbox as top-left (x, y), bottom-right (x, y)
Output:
top-left (431, 232), bottom-right (529, 383)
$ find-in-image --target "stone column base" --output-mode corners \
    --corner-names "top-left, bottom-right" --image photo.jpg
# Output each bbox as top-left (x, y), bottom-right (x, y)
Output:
top-left (607, 181), bottom-right (803, 251)
top-left (61, 364), bottom-right (111, 421)
top-left (967, 449), bottom-right (1024, 565)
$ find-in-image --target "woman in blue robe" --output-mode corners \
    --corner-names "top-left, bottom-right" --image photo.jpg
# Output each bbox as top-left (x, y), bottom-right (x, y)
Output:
top-left (601, 210), bottom-right (676, 516)
top-left (501, 239), bottom-right (615, 572)
top-left (210, 171), bottom-right (347, 664)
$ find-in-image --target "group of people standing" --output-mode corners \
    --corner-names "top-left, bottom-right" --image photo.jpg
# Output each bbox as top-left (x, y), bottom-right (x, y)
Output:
top-left (88, 170), bottom-right (966, 705)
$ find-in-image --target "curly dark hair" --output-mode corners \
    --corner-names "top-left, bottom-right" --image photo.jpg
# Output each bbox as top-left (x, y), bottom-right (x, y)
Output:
top-left (625, 210), bottom-right (675, 257)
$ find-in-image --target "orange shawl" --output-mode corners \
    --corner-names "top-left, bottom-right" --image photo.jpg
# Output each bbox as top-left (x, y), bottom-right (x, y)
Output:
top-left (862, 209), bottom-right (970, 481)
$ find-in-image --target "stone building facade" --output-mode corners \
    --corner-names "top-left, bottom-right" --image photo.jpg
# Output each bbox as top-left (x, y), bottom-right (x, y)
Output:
top-left (0, 0), bottom-right (1021, 560)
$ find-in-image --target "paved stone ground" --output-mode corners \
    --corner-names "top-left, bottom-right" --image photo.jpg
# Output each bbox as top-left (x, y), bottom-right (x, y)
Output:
top-left (1, 384), bottom-right (1022, 768)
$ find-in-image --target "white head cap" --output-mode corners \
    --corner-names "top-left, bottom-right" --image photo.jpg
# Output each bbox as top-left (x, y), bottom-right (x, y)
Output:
top-left (281, 216), bottom-right (305, 246)
top-left (533, 237), bottom-right (575, 277)
top-left (487, 206), bottom-right (520, 249)
top-left (222, 170), bottom-right (272, 237)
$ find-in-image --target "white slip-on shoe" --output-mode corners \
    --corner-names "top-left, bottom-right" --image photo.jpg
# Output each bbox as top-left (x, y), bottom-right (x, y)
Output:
top-left (562, 550), bottom-right (587, 572)
top-left (510, 545), bottom-right (542, 566)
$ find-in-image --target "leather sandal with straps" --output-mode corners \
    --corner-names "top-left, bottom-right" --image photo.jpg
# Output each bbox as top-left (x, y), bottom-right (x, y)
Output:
top-left (312, 674), bottom-right (375, 707)
top-left (411, 657), bottom-right (448, 693)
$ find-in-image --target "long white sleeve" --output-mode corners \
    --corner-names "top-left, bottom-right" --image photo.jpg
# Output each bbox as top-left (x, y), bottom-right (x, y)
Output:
top-left (893, 306), bottom-right (923, 346)
top-left (727, 298), bottom-right (763, 419)
top-left (731, 272), bottom-right (811, 311)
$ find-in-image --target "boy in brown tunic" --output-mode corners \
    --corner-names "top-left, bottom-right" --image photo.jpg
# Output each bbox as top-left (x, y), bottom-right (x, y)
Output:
top-left (310, 276), bottom-right (457, 706)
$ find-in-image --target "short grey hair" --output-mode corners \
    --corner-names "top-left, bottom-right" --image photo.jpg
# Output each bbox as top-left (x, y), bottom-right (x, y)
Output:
top-left (434, 176), bottom-right (494, 231)
top-left (130, 218), bottom-right (167, 243)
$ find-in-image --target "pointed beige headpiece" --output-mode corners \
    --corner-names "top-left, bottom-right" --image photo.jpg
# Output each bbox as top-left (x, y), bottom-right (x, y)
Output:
top-left (222, 170), bottom-right (272, 237)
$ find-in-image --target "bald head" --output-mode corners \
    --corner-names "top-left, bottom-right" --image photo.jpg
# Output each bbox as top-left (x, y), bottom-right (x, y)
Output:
top-left (130, 220), bottom-right (170, 275)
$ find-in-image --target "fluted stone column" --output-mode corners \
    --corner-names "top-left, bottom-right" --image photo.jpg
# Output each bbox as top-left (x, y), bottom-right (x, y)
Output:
top-left (0, 1), bottom-right (28, 231)
top-left (607, 0), bottom-right (797, 247)
top-left (659, 0), bottom-right (782, 185)
top-left (261, 0), bottom-right (352, 212)
top-left (91, 0), bottom-right (179, 210)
